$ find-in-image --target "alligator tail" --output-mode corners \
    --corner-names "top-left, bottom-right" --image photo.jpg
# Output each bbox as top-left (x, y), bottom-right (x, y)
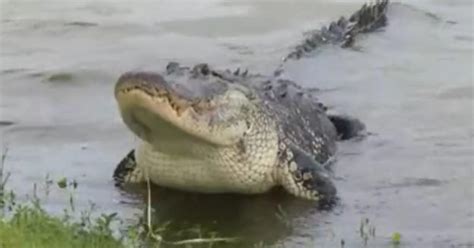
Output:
top-left (284, 0), bottom-right (389, 61)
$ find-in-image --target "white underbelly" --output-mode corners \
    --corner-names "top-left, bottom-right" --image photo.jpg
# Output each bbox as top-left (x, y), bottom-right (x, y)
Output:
top-left (135, 142), bottom-right (276, 194)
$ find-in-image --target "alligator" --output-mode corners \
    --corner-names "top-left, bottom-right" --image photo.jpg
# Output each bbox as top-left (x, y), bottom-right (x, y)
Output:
top-left (113, 0), bottom-right (389, 202)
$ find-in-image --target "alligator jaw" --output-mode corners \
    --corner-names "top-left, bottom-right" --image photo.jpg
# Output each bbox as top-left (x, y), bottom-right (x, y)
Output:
top-left (115, 72), bottom-right (249, 147)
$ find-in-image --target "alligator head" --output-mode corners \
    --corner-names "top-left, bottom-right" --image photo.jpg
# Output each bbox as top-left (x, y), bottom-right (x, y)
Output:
top-left (115, 63), bottom-right (263, 149)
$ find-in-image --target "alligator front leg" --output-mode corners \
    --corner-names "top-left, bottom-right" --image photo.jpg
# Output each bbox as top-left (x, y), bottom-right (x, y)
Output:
top-left (113, 149), bottom-right (145, 186)
top-left (276, 142), bottom-right (337, 202)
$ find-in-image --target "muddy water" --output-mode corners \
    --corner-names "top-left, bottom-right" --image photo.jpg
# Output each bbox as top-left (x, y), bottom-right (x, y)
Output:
top-left (0, 0), bottom-right (472, 247)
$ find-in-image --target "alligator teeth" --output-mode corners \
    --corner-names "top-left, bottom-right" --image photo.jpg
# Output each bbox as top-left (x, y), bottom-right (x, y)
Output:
top-left (175, 105), bottom-right (188, 116)
top-left (167, 93), bottom-right (190, 116)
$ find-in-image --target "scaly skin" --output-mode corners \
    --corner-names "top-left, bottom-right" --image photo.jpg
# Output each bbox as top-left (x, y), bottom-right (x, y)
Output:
top-left (113, 0), bottom-right (389, 202)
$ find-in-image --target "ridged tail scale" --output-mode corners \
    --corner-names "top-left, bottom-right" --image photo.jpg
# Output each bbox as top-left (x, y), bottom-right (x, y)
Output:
top-left (282, 0), bottom-right (389, 62)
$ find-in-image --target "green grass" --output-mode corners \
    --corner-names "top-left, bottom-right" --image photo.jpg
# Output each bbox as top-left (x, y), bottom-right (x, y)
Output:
top-left (0, 148), bottom-right (129, 248)
top-left (0, 205), bottom-right (124, 248)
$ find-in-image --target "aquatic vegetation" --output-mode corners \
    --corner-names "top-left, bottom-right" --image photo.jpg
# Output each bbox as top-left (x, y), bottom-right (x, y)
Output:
top-left (0, 180), bottom-right (239, 248)
top-left (359, 217), bottom-right (376, 246)
top-left (391, 232), bottom-right (401, 246)
top-left (47, 73), bottom-right (74, 83)
top-left (0, 152), bottom-right (126, 248)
